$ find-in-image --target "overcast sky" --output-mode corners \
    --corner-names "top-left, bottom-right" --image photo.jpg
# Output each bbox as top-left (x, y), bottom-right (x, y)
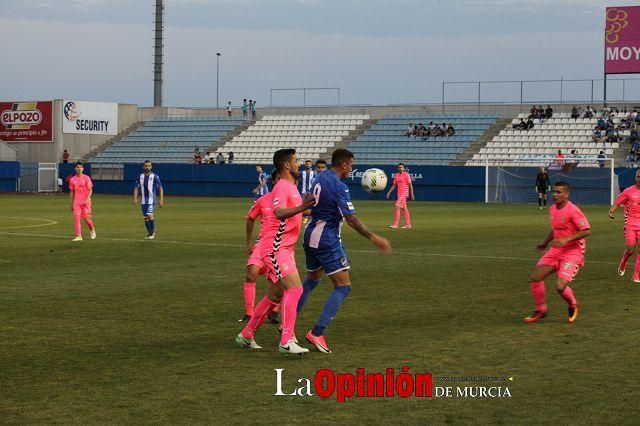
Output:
top-left (1, 0), bottom-right (639, 107)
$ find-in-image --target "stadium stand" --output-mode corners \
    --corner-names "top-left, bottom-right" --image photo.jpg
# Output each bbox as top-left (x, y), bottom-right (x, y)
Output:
top-left (89, 116), bottom-right (247, 165)
top-left (467, 113), bottom-right (623, 166)
top-left (347, 114), bottom-right (499, 165)
top-left (215, 114), bottom-right (370, 164)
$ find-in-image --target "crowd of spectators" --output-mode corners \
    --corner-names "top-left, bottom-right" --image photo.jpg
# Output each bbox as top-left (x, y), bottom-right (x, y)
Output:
top-left (193, 146), bottom-right (234, 164)
top-left (406, 122), bottom-right (455, 139)
top-left (528, 105), bottom-right (554, 120)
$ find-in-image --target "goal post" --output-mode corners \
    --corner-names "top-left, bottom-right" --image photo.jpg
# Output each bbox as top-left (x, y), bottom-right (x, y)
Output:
top-left (483, 156), bottom-right (618, 205)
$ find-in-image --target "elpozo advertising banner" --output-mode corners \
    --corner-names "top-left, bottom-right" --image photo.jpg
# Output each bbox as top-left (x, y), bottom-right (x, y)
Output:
top-left (0, 101), bottom-right (53, 142)
top-left (605, 6), bottom-right (640, 74)
top-left (62, 100), bottom-right (118, 135)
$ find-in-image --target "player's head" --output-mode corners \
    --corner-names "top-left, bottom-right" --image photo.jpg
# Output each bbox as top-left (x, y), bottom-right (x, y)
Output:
top-left (270, 169), bottom-right (280, 186)
top-left (331, 148), bottom-right (354, 178)
top-left (255, 164), bottom-right (262, 173)
top-left (315, 159), bottom-right (327, 173)
top-left (304, 160), bottom-right (312, 170)
top-left (539, 166), bottom-right (546, 173)
top-left (143, 160), bottom-right (152, 173)
top-left (396, 163), bottom-right (406, 173)
top-left (273, 149), bottom-right (298, 179)
top-left (552, 181), bottom-right (570, 204)
top-left (74, 161), bottom-right (84, 175)
top-left (635, 169), bottom-right (640, 184)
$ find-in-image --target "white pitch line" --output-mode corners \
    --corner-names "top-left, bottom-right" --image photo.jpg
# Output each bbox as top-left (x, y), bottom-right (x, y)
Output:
top-left (0, 217), bottom-right (58, 230)
top-left (0, 231), bottom-right (618, 265)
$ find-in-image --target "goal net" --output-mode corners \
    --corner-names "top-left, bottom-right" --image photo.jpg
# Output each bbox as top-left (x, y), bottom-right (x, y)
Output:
top-left (485, 156), bottom-right (617, 205)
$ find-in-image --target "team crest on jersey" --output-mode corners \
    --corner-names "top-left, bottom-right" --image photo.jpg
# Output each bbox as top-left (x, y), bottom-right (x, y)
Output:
top-left (273, 197), bottom-right (280, 205)
top-left (564, 262), bottom-right (573, 268)
top-left (282, 262), bottom-right (289, 271)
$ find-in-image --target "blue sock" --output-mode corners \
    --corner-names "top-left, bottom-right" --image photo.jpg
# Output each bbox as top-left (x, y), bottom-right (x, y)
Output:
top-left (144, 220), bottom-right (151, 234)
top-left (297, 278), bottom-right (321, 313)
top-left (149, 219), bottom-right (155, 234)
top-left (312, 285), bottom-right (351, 336)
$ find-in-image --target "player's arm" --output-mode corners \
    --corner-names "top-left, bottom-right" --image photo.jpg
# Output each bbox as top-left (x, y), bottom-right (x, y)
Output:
top-left (553, 229), bottom-right (591, 247)
top-left (158, 186), bottom-right (164, 208)
top-left (245, 217), bottom-right (256, 255)
top-left (274, 193), bottom-right (315, 220)
top-left (133, 186), bottom-right (139, 206)
top-left (409, 179), bottom-right (415, 201)
top-left (69, 190), bottom-right (75, 211)
top-left (386, 183), bottom-right (396, 199)
top-left (536, 229), bottom-right (554, 250)
top-left (345, 214), bottom-right (392, 255)
top-left (609, 203), bottom-right (621, 218)
top-left (86, 187), bottom-right (92, 205)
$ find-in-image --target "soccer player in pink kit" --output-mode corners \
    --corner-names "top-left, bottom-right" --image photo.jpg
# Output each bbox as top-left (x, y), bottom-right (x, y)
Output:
top-left (239, 170), bottom-right (280, 323)
top-left (524, 182), bottom-right (590, 324)
top-left (236, 149), bottom-right (315, 355)
top-left (386, 163), bottom-right (415, 228)
top-left (609, 169), bottom-right (640, 282)
top-left (68, 161), bottom-right (96, 242)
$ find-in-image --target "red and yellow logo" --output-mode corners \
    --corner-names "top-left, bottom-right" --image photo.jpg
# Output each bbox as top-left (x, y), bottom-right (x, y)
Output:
top-left (606, 8), bottom-right (629, 44)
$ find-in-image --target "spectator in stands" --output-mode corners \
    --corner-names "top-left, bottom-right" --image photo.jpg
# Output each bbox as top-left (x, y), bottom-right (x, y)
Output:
top-left (583, 105), bottom-right (594, 119)
top-left (57, 177), bottom-right (63, 193)
top-left (625, 149), bottom-right (636, 166)
top-left (227, 101), bottom-right (233, 117)
top-left (526, 117), bottom-right (535, 130)
top-left (406, 122), bottom-right (414, 138)
top-left (555, 150), bottom-right (565, 166)
top-left (601, 102), bottom-right (611, 118)
top-left (228, 151), bottom-right (234, 164)
top-left (242, 99), bottom-right (248, 118)
top-left (631, 140), bottom-right (640, 154)
top-left (571, 106), bottom-right (580, 119)
top-left (631, 125), bottom-right (639, 143)
top-left (62, 150), bottom-right (70, 163)
top-left (592, 128), bottom-right (602, 143)
top-left (194, 146), bottom-right (201, 156)
top-left (428, 121), bottom-right (437, 136)
top-left (446, 123), bottom-right (455, 137)
top-left (545, 105), bottom-right (553, 119)
top-left (250, 100), bottom-right (256, 119)
top-left (440, 122), bottom-right (448, 136)
top-left (565, 149), bottom-right (579, 171)
top-left (529, 105), bottom-right (538, 119)
top-left (514, 118), bottom-right (527, 130)
top-left (194, 152), bottom-right (202, 164)
top-left (216, 152), bottom-right (225, 164)
top-left (209, 154), bottom-right (215, 164)
top-left (203, 151), bottom-right (212, 163)
top-left (596, 117), bottom-right (605, 130)
top-left (598, 150), bottom-right (607, 168)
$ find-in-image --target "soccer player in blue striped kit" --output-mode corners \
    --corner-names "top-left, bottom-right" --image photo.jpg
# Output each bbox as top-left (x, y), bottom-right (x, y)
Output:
top-left (133, 160), bottom-right (164, 239)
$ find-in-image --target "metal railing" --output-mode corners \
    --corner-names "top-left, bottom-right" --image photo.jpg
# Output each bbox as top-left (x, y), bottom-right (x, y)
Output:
top-left (269, 87), bottom-right (340, 107)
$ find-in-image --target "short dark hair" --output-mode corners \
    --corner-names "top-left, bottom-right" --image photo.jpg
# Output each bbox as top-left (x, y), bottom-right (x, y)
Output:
top-left (270, 169), bottom-right (278, 184)
top-left (144, 160), bottom-right (151, 164)
top-left (273, 149), bottom-right (296, 171)
top-left (305, 160), bottom-right (311, 164)
top-left (397, 162), bottom-right (405, 167)
top-left (553, 181), bottom-right (571, 191)
top-left (331, 148), bottom-right (354, 167)
top-left (74, 161), bottom-right (83, 166)
top-left (315, 159), bottom-right (327, 166)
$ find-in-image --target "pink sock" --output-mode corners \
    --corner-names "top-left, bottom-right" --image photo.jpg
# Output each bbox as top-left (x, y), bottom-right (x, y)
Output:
top-left (393, 208), bottom-right (400, 226)
top-left (633, 253), bottom-right (640, 278)
top-left (84, 217), bottom-right (94, 231)
top-left (243, 282), bottom-right (256, 315)
top-left (242, 296), bottom-right (277, 339)
top-left (560, 286), bottom-right (577, 308)
top-left (403, 208), bottom-right (411, 226)
top-left (530, 281), bottom-right (547, 312)
top-left (280, 287), bottom-right (303, 346)
top-left (74, 215), bottom-right (82, 236)
top-left (620, 250), bottom-right (631, 271)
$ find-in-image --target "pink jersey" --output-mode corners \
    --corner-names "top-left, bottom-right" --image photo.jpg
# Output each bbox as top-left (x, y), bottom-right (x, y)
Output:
top-left (615, 185), bottom-right (640, 230)
top-left (393, 172), bottom-right (411, 199)
top-left (247, 192), bottom-right (276, 242)
top-left (69, 174), bottom-right (93, 205)
top-left (261, 179), bottom-right (303, 253)
top-left (549, 201), bottom-right (590, 252)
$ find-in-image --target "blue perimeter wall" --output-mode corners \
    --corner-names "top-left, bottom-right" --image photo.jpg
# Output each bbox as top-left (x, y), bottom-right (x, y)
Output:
top-left (0, 161), bottom-right (19, 192)
top-left (58, 163), bottom-right (486, 202)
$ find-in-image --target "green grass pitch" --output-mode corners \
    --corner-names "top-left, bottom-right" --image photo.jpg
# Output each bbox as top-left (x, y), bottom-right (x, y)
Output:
top-left (0, 194), bottom-right (638, 423)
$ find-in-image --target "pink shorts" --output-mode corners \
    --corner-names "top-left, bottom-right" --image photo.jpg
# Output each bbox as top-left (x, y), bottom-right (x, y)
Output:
top-left (625, 228), bottom-right (640, 247)
top-left (246, 244), bottom-right (267, 275)
top-left (395, 197), bottom-right (407, 208)
top-left (537, 247), bottom-right (583, 282)
top-left (263, 249), bottom-right (298, 284)
top-left (73, 203), bottom-right (92, 218)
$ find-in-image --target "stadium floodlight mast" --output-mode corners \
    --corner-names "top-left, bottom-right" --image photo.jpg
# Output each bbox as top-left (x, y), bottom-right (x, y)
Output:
top-left (216, 52), bottom-right (221, 109)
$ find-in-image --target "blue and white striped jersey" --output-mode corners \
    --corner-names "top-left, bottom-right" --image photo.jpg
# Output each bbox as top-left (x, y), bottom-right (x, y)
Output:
top-left (257, 171), bottom-right (270, 196)
top-left (136, 173), bottom-right (163, 205)
top-left (300, 169), bottom-right (317, 194)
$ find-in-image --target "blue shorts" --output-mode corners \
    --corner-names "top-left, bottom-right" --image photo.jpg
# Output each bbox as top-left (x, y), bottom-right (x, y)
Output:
top-left (304, 243), bottom-right (350, 276)
top-left (141, 204), bottom-right (155, 217)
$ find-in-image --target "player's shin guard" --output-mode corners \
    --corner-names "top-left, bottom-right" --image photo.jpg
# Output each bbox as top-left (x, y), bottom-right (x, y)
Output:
top-left (243, 282), bottom-right (256, 315)
top-left (280, 287), bottom-right (303, 345)
top-left (559, 286), bottom-right (577, 308)
top-left (242, 296), bottom-right (278, 339)
top-left (297, 278), bottom-right (321, 313)
top-left (393, 208), bottom-right (401, 227)
top-left (74, 216), bottom-right (82, 237)
top-left (403, 208), bottom-right (411, 227)
top-left (312, 285), bottom-right (352, 337)
top-left (530, 281), bottom-right (547, 312)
